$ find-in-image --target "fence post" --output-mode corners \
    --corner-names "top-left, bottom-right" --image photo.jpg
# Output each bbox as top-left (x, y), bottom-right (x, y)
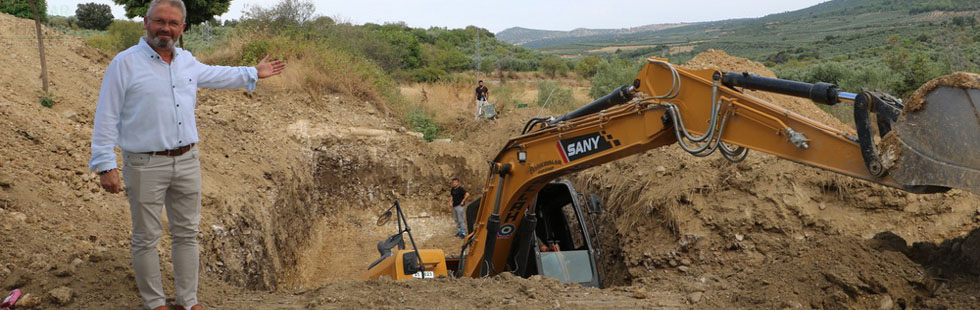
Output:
top-left (28, 0), bottom-right (49, 93)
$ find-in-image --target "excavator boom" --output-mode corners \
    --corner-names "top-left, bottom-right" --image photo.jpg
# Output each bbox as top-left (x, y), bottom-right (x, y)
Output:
top-left (456, 58), bottom-right (980, 280)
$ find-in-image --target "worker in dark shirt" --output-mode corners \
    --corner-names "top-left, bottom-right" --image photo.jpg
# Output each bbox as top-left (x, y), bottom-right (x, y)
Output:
top-left (449, 177), bottom-right (470, 238)
top-left (474, 80), bottom-right (489, 119)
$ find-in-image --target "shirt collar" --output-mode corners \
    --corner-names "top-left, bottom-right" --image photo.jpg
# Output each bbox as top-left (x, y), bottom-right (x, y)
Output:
top-left (138, 36), bottom-right (181, 61)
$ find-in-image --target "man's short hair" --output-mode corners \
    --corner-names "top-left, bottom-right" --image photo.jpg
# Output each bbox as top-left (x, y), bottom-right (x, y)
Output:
top-left (451, 177), bottom-right (460, 181)
top-left (148, 0), bottom-right (187, 22)
top-left (478, 80), bottom-right (483, 83)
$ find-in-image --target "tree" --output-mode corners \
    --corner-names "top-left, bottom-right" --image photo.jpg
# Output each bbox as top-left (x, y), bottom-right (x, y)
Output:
top-left (883, 35), bottom-right (943, 97)
top-left (76, 2), bottom-right (113, 30)
top-left (574, 56), bottom-right (601, 79)
top-left (539, 55), bottom-right (568, 78)
top-left (589, 58), bottom-right (641, 99)
top-left (0, 0), bottom-right (48, 22)
top-left (113, 0), bottom-right (231, 32)
top-left (243, 0), bottom-right (315, 29)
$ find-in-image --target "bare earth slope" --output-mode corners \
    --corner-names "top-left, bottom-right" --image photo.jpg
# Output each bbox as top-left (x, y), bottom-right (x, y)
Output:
top-left (0, 12), bottom-right (535, 308)
top-left (2, 12), bottom-right (979, 309)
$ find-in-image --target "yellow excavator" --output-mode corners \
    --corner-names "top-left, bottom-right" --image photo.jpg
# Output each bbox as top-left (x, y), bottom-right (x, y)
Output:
top-left (364, 57), bottom-right (980, 286)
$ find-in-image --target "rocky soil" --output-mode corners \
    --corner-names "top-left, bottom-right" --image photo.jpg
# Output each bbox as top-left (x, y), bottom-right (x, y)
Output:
top-left (2, 13), bottom-right (979, 310)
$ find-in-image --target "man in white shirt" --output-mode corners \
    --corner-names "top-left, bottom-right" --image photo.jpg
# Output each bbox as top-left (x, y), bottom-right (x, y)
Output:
top-left (88, 0), bottom-right (285, 309)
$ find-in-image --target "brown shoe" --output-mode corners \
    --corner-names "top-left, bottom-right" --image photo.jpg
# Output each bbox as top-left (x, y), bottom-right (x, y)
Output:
top-left (152, 306), bottom-right (170, 310)
top-left (173, 305), bottom-right (202, 310)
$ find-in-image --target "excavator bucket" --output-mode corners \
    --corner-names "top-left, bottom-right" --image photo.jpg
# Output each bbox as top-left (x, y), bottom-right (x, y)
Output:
top-left (885, 73), bottom-right (980, 195)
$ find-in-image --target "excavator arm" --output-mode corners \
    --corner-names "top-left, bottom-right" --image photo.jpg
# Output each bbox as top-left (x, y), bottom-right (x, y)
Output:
top-left (457, 58), bottom-right (980, 279)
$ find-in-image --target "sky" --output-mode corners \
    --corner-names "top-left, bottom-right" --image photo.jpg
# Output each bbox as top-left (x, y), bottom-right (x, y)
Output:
top-left (46, 0), bottom-right (829, 33)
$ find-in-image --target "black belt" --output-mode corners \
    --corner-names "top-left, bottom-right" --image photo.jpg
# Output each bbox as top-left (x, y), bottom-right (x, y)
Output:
top-left (144, 143), bottom-right (195, 156)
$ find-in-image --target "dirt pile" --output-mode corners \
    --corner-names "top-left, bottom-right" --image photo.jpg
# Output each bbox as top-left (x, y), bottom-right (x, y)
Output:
top-left (686, 49), bottom-right (851, 131)
top-left (573, 50), bottom-right (980, 308)
top-left (452, 107), bottom-right (553, 158)
top-left (906, 71), bottom-right (980, 111)
top-left (300, 273), bottom-right (671, 310)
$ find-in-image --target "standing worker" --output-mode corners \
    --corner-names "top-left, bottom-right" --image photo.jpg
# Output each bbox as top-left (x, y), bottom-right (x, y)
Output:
top-left (474, 80), bottom-right (489, 119)
top-left (449, 177), bottom-right (470, 238)
top-left (88, 0), bottom-right (286, 309)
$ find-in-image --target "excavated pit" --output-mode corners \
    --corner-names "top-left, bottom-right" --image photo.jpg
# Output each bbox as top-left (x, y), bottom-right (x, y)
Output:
top-left (2, 11), bottom-right (980, 307)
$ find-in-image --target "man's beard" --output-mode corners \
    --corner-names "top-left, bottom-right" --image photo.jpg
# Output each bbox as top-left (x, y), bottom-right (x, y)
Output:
top-left (147, 31), bottom-right (177, 50)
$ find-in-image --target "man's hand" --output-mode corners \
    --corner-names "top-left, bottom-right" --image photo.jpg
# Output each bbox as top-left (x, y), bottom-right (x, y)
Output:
top-left (99, 169), bottom-right (122, 193)
top-left (256, 55), bottom-right (286, 79)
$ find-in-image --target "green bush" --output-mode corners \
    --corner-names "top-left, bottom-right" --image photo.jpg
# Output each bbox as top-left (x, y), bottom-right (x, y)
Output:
top-left (406, 108), bottom-right (442, 142)
top-left (574, 56), bottom-right (601, 79)
top-left (405, 67), bottom-right (447, 83)
top-left (589, 58), bottom-right (641, 99)
top-left (539, 56), bottom-right (568, 78)
top-left (536, 80), bottom-right (575, 112)
top-left (85, 20), bottom-right (143, 53)
top-left (422, 42), bottom-right (471, 72)
top-left (47, 15), bottom-right (74, 29)
top-left (39, 95), bottom-right (55, 108)
top-left (492, 84), bottom-right (518, 111)
top-left (240, 38), bottom-right (274, 64)
top-left (883, 35), bottom-right (948, 98)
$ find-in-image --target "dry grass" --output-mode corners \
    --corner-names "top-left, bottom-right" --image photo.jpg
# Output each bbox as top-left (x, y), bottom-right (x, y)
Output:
top-left (397, 76), bottom-right (598, 125)
top-left (398, 82), bottom-right (478, 124)
top-left (199, 33), bottom-right (393, 110)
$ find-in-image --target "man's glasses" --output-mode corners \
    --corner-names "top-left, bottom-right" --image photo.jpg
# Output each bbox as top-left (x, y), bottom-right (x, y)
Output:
top-left (150, 18), bottom-right (183, 29)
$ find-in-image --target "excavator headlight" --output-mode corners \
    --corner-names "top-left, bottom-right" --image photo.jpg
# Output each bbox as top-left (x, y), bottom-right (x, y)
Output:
top-left (518, 150), bottom-right (527, 163)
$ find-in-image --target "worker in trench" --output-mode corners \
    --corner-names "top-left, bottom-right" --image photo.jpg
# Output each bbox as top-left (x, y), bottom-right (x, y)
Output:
top-left (449, 177), bottom-right (470, 238)
top-left (474, 80), bottom-right (490, 119)
top-left (88, 0), bottom-right (285, 309)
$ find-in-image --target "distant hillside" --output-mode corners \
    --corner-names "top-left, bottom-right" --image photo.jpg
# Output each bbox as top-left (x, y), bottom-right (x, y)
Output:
top-left (496, 23), bottom-right (692, 46)
top-left (506, 0), bottom-right (980, 61)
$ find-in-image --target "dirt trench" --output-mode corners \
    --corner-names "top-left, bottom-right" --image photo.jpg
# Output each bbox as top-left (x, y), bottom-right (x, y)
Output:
top-left (4, 11), bottom-right (980, 308)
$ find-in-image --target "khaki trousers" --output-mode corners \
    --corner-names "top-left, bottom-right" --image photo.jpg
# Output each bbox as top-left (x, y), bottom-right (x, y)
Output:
top-left (453, 205), bottom-right (467, 233)
top-left (122, 146), bottom-right (201, 309)
top-left (475, 99), bottom-right (488, 119)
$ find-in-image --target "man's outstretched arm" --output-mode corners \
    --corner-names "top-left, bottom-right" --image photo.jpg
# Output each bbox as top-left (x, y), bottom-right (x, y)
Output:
top-left (194, 54), bottom-right (286, 90)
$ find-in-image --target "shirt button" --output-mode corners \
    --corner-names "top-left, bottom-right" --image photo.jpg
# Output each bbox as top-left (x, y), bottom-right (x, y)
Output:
top-left (177, 104), bottom-right (180, 107)
top-left (178, 122), bottom-right (182, 125)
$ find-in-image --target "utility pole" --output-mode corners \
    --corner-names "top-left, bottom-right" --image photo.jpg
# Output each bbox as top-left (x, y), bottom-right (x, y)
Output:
top-left (475, 28), bottom-right (481, 76)
top-left (28, 0), bottom-right (49, 93)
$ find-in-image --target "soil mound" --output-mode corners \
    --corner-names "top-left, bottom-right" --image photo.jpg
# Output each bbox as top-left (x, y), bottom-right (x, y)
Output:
top-left (685, 49), bottom-right (851, 131)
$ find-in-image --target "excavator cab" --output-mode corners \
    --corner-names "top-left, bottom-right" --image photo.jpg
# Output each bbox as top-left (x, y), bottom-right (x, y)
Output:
top-left (508, 180), bottom-right (602, 287)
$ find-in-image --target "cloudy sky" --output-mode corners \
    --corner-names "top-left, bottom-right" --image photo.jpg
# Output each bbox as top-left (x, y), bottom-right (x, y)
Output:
top-left (47, 0), bottom-right (828, 33)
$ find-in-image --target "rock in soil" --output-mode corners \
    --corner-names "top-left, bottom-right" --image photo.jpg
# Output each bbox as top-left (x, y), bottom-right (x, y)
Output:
top-left (48, 286), bottom-right (72, 305)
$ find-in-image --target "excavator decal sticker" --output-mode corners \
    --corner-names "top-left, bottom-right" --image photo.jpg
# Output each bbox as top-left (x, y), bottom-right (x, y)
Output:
top-left (530, 160), bottom-right (562, 174)
top-left (497, 224), bottom-right (515, 238)
top-left (557, 131), bottom-right (619, 163)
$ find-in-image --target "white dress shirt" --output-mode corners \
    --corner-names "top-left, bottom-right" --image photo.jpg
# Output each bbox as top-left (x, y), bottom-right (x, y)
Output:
top-left (89, 37), bottom-right (258, 172)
